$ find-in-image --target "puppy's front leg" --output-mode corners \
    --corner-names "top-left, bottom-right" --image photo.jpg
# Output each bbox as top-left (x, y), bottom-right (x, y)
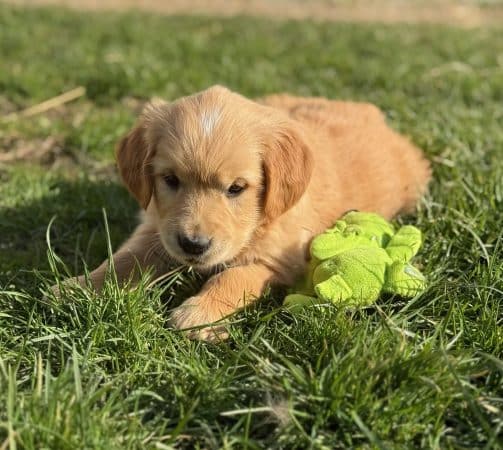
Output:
top-left (56, 222), bottom-right (170, 293)
top-left (170, 263), bottom-right (276, 341)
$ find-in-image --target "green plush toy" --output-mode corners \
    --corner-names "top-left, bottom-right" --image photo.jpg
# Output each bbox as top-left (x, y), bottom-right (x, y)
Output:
top-left (284, 211), bottom-right (426, 310)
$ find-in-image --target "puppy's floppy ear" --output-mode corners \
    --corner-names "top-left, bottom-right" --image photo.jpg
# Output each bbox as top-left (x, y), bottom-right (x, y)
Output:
top-left (116, 123), bottom-right (153, 209)
top-left (262, 124), bottom-right (314, 221)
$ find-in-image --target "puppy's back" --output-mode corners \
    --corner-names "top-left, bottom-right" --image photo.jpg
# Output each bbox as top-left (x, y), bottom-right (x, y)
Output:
top-left (262, 94), bottom-right (431, 220)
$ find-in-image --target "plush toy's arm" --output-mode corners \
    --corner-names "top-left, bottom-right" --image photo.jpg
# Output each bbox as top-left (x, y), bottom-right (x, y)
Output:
top-left (384, 262), bottom-right (426, 297)
top-left (343, 211), bottom-right (395, 246)
top-left (311, 233), bottom-right (379, 260)
top-left (385, 225), bottom-right (422, 262)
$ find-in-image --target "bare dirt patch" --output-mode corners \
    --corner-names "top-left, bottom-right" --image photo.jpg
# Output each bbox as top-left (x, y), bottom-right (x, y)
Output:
top-left (5, 0), bottom-right (503, 27)
top-left (0, 136), bottom-right (64, 165)
top-left (0, 133), bottom-right (118, 176)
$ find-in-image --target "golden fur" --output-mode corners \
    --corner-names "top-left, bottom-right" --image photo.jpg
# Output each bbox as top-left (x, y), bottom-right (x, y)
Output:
top-left (71, 85), bottom-right (431, 340)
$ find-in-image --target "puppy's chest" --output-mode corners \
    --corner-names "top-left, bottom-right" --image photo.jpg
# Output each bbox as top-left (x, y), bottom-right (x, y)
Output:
top-left (244, 224), bottom-right (313, 268)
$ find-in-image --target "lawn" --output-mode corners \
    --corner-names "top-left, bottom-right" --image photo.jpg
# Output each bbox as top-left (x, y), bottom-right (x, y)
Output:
top-left (0, 3), bottom-right (502, 449)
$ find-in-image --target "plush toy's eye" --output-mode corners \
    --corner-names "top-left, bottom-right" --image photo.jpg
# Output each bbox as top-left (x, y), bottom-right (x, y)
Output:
top-left (164, 174), bottom-right (180, 190)
top-left (227, 182), bottom-right (246, 197)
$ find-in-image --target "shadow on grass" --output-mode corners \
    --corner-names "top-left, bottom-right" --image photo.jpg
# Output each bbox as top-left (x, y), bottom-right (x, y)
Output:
top-left (0, 174), bottom-right (138, 292)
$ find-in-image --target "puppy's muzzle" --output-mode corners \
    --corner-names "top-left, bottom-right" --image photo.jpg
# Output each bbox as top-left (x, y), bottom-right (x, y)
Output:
top-left (177, 233), bottom-right (212, 256)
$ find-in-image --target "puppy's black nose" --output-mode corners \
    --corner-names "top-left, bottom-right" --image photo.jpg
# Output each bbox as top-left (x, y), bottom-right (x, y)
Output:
top-left (177, 234), bottom-right (211, 256)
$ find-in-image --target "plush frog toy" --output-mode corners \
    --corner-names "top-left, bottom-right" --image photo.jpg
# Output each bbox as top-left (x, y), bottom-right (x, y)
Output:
top-left (284, 211), bottom-right (426, 309)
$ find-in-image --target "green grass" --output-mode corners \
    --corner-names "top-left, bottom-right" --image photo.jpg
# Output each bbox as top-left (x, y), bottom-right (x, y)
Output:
top-left (1, 3), bottom-right (502, 449)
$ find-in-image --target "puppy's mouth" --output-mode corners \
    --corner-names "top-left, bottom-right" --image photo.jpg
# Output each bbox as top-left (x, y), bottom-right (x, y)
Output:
top-left (167, 250), bottom-right (208, 267)
top-left (184, 256), bottom-right (206, 266)
top-left (173, 253), bottom-right (227, 272)
top-left (185, 256), bottom-right (200, 264)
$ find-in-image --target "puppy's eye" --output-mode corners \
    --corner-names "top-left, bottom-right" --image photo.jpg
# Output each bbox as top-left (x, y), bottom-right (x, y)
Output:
top-left (227, 182), bottom-right (246, 197)
top-left (164, 174), bottom-right (180, 190)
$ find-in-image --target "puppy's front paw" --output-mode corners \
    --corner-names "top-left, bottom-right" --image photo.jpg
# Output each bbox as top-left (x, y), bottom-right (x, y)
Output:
top-left (169, 295), bottom-right (230, 342)
top-left (47, 276), bottom-right (88, 301)
top-left (48, 283), bottom-right (63, 300)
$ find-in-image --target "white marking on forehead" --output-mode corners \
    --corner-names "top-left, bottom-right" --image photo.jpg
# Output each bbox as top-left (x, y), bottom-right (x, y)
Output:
top-left (200, 108), bottom-right (221, 136)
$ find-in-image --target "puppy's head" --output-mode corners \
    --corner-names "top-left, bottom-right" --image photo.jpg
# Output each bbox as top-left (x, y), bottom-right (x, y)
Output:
top-left (116, 86), bottom-right (313, 269)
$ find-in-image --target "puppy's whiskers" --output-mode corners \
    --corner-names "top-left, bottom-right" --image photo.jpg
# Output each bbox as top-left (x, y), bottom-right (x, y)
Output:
top-left (144, 233), bottom-right (171, 266)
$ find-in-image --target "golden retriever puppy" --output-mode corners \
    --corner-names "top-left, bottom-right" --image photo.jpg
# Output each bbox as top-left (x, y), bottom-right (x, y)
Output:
top-left (69, 85), bottom-right (431, 340)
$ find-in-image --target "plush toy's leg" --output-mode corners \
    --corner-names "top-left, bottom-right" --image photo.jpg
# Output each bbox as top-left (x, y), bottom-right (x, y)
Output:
top-left (303, 257), bottom-right (319, 294)
top-left (315, 273), bottom-right (353, 303)
top-left (384, 261), bottom-right (426, 297)
top-left (284, 294), bottom-right (327, 312)
top-left (385, 225), bottom-right (422, 262)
